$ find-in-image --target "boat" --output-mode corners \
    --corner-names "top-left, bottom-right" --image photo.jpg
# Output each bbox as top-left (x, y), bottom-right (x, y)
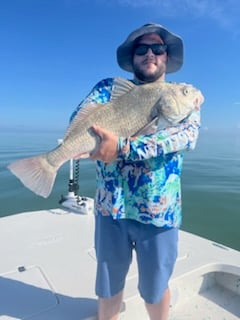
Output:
top-left (1, 160), bottom-right (240, 319)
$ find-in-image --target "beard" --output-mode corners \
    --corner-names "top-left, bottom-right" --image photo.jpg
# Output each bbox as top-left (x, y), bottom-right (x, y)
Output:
top-left (133, 61), bottom-right (166, 83)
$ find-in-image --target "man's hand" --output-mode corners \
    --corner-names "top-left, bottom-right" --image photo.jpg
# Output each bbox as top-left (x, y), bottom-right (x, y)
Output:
top-left (90, 125), bottom-right (118, 163)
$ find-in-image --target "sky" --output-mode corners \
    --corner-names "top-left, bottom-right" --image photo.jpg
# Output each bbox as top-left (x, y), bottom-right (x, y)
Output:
top-left (1, 0), bottom-right (240, 134)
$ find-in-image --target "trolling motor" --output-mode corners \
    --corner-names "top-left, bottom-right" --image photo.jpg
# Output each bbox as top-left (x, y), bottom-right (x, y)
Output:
top-left (59, 158), bottom-right (94, 215)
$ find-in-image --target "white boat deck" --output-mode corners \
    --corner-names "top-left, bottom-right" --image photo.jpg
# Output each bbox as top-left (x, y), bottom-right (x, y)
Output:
top-left (0, 206), bottom-right (239, 319)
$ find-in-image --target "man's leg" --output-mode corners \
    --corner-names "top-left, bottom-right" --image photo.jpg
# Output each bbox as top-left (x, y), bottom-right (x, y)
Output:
top-left (135, 226), bottom-right (178, 320)
top-left (98, 290), bottom-right (124, 320)
top-left (97, 287), bottom-right (170, 320)
top-left (145, 288), bottom-right (170, 320)
top-left (95, 217), bottom-right (133, 320)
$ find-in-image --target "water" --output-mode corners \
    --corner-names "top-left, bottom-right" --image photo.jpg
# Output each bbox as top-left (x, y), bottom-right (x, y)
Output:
top-left (0, 129), bottom-right (239, 251)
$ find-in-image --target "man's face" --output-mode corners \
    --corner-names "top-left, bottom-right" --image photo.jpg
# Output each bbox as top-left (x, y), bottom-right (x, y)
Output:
top-left (132, 33), bottom-right (167, 83)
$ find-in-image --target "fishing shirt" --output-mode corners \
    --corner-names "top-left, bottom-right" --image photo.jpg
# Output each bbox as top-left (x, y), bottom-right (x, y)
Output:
top-left (71, 78), bottom-right (201, 228)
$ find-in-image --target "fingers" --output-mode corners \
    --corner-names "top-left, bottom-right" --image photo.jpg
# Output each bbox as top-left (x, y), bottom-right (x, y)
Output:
top-left (89, 125), bottom-right (118, 162)
top-left (91, 125), bottom-right (105, 138)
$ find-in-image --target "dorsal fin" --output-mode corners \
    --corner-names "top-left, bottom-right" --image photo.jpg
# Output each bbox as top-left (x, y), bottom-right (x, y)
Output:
top-left (111, 77), bottom-right (136, 101)
top-left (64, 77), bottom-right (135, 140)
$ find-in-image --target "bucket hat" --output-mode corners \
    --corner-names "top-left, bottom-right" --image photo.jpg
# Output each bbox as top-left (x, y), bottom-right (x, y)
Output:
top-left (117, 23), bottom-right (184, 73)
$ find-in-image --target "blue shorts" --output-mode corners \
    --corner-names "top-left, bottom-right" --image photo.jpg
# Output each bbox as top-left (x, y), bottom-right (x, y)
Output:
top-left (94, 215), bottom-right (178, 304)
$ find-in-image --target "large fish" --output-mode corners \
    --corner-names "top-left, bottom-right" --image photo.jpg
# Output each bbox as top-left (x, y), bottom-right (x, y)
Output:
top-left (8, 77), bottom-right (204, 198)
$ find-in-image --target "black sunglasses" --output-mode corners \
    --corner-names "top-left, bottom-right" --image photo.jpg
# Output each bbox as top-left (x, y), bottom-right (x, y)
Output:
top-left (133, 43), bottom-right (168, 56)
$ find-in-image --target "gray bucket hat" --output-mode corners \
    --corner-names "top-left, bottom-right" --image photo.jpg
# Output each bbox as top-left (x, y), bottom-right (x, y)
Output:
top-left (117, 23), bottom-right (184, 74)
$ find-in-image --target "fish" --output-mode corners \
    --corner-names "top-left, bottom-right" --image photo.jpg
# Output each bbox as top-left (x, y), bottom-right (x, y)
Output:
top-left (8, 77), bottom-right (204, 198)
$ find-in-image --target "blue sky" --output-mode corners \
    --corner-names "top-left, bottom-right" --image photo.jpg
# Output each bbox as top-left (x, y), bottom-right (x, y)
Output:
top-left (1, 0), bottom-right (240, 133)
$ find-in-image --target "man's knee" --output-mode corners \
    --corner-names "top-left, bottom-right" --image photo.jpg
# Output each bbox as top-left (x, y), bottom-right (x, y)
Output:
top-left (98, 291), bottom-right (124, 320)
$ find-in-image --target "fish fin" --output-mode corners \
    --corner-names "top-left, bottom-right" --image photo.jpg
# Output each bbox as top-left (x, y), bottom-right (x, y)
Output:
top-left (8, 155), bottom-right (58, 198)
top-left (64, 78), bottom-right (135, 140)
top-left (73, 152), bottom-right (90, 159)
top-left (133, 117), bottom-right (159, 136)
top-left (111, 78), bottom-right (136, 101)
top-left (157, 117), bottom-right (174, 129)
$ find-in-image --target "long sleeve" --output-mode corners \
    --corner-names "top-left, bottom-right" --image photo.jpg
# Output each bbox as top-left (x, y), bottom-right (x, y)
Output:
top-left (118, 110), bottom-right (201, 161)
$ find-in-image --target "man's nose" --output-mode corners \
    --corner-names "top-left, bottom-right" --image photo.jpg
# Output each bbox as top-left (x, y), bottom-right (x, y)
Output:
top-left (145, 48), bottom-right (154, 56)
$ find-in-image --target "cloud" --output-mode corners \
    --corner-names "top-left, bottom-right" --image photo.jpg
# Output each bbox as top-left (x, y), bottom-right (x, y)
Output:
top-left (113, 0), bottom-right (240, 33)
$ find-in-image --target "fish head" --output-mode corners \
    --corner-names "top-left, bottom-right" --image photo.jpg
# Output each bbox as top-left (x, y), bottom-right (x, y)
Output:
top-left (153, 82), bottom-right (204, 125)
top-left (177, 83), bottom-right (205, 110)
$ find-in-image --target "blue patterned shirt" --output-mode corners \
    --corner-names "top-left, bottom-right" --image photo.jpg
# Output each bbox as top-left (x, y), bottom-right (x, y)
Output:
top-left (71, 78), bottom-right (201, 228)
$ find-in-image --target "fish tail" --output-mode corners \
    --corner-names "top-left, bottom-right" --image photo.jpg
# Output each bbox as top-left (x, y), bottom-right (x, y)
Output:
top-left (8, 154), bottom-right (59, 198)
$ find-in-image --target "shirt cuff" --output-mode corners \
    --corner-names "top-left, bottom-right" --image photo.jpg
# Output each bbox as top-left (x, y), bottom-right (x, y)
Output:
top-left (117, 137), bottom-right (130, 160)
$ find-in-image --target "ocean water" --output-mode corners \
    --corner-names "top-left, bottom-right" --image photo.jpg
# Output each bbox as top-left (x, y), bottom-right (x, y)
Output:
top-left (0, 129), bottom-right (239, 251)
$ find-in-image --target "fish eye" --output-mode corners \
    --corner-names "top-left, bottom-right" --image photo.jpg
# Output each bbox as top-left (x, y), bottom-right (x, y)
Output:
top-left (183, 87), bottom-right (189, 95)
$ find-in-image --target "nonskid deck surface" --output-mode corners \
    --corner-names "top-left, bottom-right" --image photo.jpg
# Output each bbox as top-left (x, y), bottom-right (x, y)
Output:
top-left (169, 265), bottom-right (240, 320)
top-left (0, 208), bottom-right (239, 319)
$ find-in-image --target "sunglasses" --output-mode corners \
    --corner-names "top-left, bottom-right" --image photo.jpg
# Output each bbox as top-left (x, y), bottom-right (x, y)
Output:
top-left (133, 43), bottom-right (168, 56)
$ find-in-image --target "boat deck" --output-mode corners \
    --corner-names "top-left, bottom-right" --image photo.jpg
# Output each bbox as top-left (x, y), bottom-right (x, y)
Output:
top-left (0, 208), bottom-right (239, 319)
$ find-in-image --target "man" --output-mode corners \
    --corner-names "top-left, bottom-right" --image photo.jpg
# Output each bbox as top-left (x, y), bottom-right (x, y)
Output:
top-left (72, 23), bottom-right (201, 320)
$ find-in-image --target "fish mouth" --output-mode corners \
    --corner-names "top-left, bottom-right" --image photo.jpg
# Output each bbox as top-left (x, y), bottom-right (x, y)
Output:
top-left (195, 93), bottom-right (205, 109)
